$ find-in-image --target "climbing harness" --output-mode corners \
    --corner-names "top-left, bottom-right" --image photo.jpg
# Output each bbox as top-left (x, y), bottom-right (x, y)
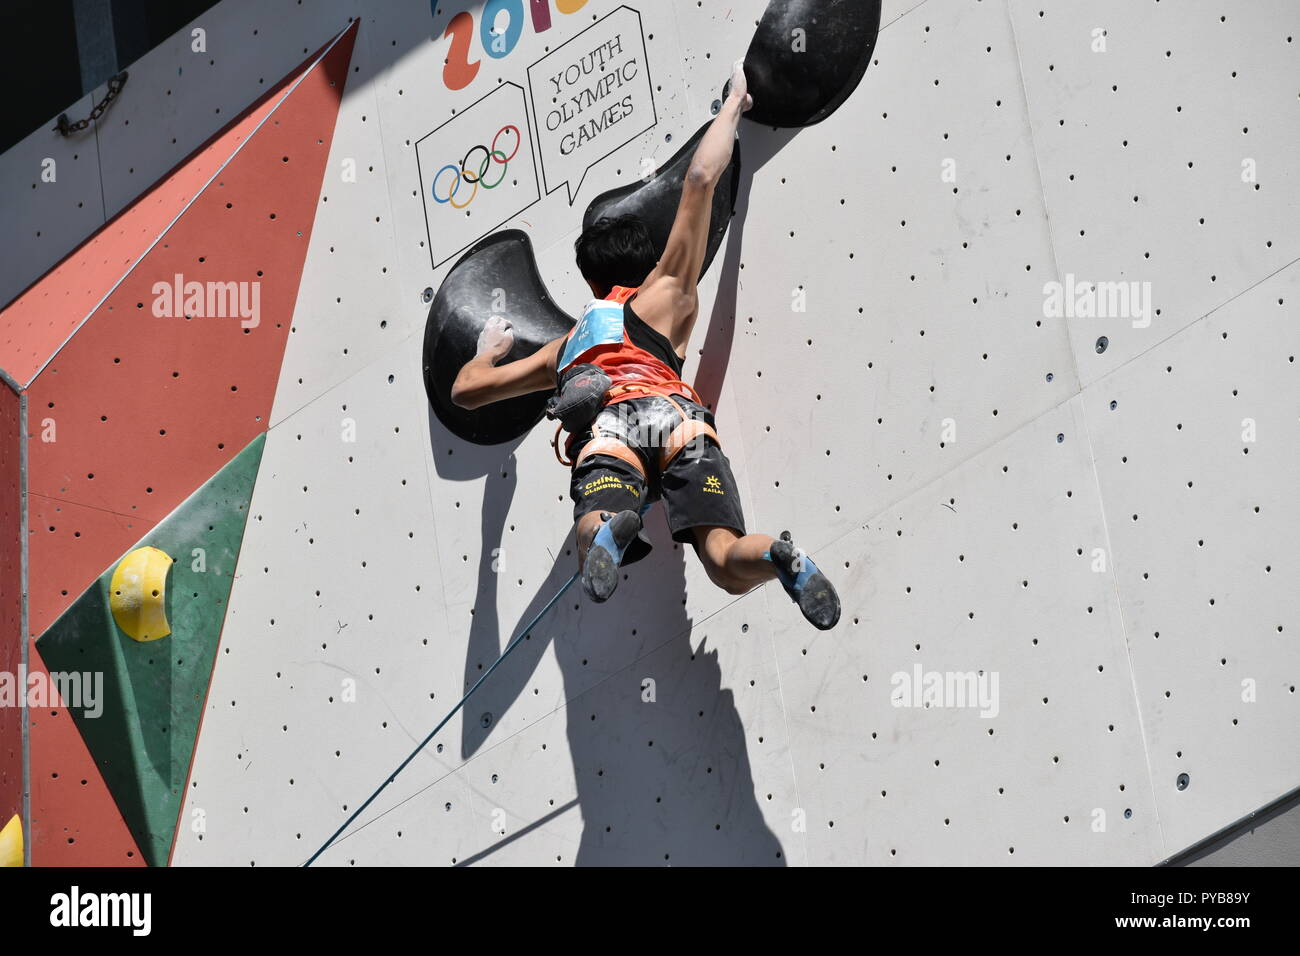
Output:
top-left (549, 284), bottom-right (720, 470)
top-left (552, 380), bottom-right (721, 470)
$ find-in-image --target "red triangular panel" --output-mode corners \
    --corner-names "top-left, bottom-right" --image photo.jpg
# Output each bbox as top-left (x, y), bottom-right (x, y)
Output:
top-left (23, 20), bottom-right (359, 866)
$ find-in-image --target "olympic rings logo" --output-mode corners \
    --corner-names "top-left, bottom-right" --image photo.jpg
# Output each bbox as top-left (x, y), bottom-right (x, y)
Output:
top-left (431, 124), bottom-right (522, 209)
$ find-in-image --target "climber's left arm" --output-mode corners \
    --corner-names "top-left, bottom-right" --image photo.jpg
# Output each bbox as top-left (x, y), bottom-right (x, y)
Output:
top-left (450, 317), bottom-right (563, 410)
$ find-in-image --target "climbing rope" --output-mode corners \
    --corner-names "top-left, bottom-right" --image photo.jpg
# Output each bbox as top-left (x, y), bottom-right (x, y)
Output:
top-left (304, 569), bottom-right (580, 866)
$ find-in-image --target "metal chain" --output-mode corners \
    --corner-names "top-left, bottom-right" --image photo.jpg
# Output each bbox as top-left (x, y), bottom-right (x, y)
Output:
top-left (54, 70), bottom-right (129, 136)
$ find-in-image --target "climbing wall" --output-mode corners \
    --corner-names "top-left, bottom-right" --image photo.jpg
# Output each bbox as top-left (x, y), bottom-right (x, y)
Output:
top-left (0, 377), bottom-right (23, 851)
top-left (0, 0), bottom-right (1296, 866)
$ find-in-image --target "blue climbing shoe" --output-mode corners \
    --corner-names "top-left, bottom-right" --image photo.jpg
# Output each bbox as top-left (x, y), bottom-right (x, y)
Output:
top-left (766, 531), bottom-right (841, 630)
top-left (582, 510), bottom-right (643, 603)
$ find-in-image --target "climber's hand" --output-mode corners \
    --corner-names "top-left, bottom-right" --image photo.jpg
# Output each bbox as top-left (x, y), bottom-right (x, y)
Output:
top-left (729, 60), bottom-right (753, 112)
top-left (476, 315), bottom-right (515, 364)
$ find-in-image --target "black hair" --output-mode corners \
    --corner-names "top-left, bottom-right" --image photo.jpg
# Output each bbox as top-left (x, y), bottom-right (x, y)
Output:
top-left (574, 214), bottom-right (658, 295)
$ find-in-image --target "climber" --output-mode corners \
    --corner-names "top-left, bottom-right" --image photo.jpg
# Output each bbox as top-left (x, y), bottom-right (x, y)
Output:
top-left (449, 62), bottom-right (840, 630)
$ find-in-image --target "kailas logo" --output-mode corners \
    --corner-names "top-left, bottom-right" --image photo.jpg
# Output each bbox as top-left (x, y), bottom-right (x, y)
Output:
top-left (49, 886), bottom-right (151, 936)
top-left (703, 475), bottom-right (724, 494)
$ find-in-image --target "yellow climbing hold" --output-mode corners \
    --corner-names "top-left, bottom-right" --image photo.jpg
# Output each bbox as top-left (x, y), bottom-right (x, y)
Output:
top-left (109, 546), bottom-right (174, 642)
top-left (0, 814), bottom-right (21, 867)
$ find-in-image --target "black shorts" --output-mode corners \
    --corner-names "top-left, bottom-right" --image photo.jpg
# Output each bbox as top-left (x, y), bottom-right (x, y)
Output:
top-left (568, 395), bottom-right (747, 560)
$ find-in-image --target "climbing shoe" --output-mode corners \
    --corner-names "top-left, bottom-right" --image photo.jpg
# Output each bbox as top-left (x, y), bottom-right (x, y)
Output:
top-left (766, 531), bottom-right (841, 630)
top-left (582, 510), bottom-right (643, 603)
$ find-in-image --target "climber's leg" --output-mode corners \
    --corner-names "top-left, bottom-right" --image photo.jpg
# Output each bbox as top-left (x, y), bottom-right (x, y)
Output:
top-left (690, 527), bottom-right (841, 629)
top-left (569, 446), bottom-right (652, 602)
top-left (658, 428), bottom-right (841, 629)
top-left (691, 525), bottom-right (778, 595)
top-left (658, 431), bottom-right (769, 596)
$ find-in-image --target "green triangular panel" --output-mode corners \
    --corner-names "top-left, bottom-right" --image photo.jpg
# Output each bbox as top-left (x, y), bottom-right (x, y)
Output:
top-left (36, 434), bottom-right (265, 866)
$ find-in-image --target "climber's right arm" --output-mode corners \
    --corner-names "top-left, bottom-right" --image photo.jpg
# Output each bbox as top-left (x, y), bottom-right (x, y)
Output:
top-left (638, 61), bottom-right (752, 354)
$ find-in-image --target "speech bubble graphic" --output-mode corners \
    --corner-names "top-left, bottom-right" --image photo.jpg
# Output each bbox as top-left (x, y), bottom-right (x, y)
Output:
top-left (415, 81), bottom-right (542, 268)
top-left (526, 5), bottom-right (657, 206)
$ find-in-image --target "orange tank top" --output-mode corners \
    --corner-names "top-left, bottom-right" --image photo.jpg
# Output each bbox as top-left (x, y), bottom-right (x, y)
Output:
top-left (557, 286), bottom-right (689, 405)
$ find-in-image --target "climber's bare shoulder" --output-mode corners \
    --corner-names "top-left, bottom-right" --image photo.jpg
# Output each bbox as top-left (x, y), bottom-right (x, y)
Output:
top-left (631, 272), bottom-right (696, 359)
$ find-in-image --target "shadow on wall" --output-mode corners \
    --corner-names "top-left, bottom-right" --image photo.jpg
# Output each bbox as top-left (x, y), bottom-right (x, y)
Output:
top-left (419, 128), bottom-right (801, 862)
top-left (694, 123), bottom-right (800, 412)
top-left (425, 411), bottom-right (785, 864)
top-left (410, 0), bottom-right (866, 859)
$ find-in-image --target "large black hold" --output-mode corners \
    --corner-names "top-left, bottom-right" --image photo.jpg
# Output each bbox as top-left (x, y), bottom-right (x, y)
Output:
top-left (582, 120), bottom-right (741, 284)
top-left (742, 0), bottom-right (882, 128)
top-left (422, 230), bottom-right (573, 445)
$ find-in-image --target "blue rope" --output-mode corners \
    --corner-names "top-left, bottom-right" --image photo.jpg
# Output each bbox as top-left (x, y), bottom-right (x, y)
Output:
top-left (304, 570), bottom-right (580, 866)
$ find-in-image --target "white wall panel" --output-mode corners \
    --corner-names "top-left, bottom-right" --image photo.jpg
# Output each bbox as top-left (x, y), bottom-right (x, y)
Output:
top-left (726, 0), bottom-right (1079, 553)
top-left (174, 339), bottom-right (456, 865)
top-left (336, 595), bottom-right (799, 867)
top-left (770, 396), bottom-right (1164, 865)
top-left (1009, 0), bottom-right (1300, 383)
top-left (1084, 262), bottom-right (1300, 854)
